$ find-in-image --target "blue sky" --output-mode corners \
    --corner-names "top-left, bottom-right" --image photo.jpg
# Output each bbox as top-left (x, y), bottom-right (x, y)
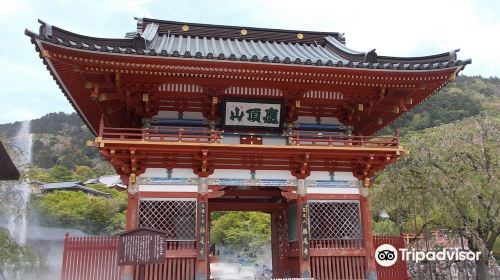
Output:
top-left (0, 0), bottom-right (499, 124)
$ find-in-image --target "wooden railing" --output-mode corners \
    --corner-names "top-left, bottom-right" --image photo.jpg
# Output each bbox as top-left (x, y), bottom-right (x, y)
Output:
top-left (289, 131), bottom-right (400, 148)
top-left (310, 238), bottom-right (364, 250)
top-left (98, 126), bottom-right (400, 148)
top-left (100, 127), bottom-right (223, 143)
top-left (165, 240), bottom-right (196, 251)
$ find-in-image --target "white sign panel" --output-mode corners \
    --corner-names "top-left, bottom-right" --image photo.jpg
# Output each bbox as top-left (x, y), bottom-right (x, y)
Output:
top-left (224, 101), bottom-right (283, 128)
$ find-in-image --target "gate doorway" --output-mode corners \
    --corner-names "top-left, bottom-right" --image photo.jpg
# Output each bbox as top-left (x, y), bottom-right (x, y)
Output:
top-left (209, 211), bottom-right (272, 280)
top-left (207, 186), bottom-right (289, 279)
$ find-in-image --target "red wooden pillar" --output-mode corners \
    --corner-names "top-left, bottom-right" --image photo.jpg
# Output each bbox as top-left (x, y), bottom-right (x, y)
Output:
top-left (296, 179), bottom-right (311, 278)
top-left (360, 194), bottom-right (378, 280)
top-left (271, 211), bottom-right (280, 277)
top-left (125, 192), bottom-right (139, 229)
top-left (271, 208), bottom-right (288, 278)
top-left (121, 178), bottom-right (139, 280)
top-left (196, 178), bottom-right (209, 280)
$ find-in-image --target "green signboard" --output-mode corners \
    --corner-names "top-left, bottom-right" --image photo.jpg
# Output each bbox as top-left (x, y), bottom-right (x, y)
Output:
top-left (222, 99), bottom-right (284, 131)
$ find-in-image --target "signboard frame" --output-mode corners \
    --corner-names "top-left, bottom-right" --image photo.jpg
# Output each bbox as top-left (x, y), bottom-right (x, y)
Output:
top-left (117, 227), bottom-right (167, 266)
top-left (221, 98), bottom-right (285, 132)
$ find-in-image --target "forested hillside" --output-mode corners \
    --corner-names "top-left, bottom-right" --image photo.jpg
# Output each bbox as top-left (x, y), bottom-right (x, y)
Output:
top-left (382, 75), bottom-right (500, 135)
top-left (0, 112), bottom-right (112, 174)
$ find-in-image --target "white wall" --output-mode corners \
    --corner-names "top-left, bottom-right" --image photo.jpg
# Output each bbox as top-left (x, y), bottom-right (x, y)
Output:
top-left (153, 111), bottom-right (204, 120)
top-left (334, 172), bottom-right (357, 181)
top-left (141, 168), bottom-right (196, 178)
top-left (255, 170), bottom-right (293, 180)
top-left (139, 184), bottom-right (198, 192)
top-left (221, 135), bottom-right (240, 144)
top-left (321, 117), bottom-right (340, 125)
top-left (182, 112), bottom-right (203, 120)
top-left (306, 187), bottom-right (360, 194)
top-left (308, 171), bottom-right (331, 181)
top-left (210, 169), bottom-right (252, 179)
top-left (262, 137), bottom-right (286, 145)
top-left (154, 110), bottom-right (178, 119)
top-left (297, 116), bottom-right (317, 124)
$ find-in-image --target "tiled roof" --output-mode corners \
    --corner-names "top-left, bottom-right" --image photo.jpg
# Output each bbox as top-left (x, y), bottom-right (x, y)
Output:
top-left (40, 181), bottom-right (111, 197)
top-left (40, 181), bottom-right (84, 189)
top-left (25, 18), bottom-right (470, 70)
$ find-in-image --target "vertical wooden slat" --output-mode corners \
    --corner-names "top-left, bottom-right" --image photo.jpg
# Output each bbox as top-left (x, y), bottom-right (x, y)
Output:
top-left (61, 235), bottom-right (197, 280)
top-left (163, 260), bottom-right (168, 280)
top-left (327, 256), bottom-right (332, 280)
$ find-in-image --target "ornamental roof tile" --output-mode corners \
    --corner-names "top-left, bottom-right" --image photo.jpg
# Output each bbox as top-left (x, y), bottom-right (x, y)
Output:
top-left (25, 18), bottom-right (470, 70)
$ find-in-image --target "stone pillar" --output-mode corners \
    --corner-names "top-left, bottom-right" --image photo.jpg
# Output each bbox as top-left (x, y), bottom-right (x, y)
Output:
top-left (297, 179), bottom-right (311, 278)
top-left (360, 188), bottom-right (378, 280)
top-left (121, 175), bottom-right (139, 280)
top-left (196, 177), bottom-right (209, 280)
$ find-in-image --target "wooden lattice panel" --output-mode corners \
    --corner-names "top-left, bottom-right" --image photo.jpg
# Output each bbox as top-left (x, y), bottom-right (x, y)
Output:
top-left (138, 199), bottom-right (196, 240)
top-left (308, 201), bottom-right (362, 240)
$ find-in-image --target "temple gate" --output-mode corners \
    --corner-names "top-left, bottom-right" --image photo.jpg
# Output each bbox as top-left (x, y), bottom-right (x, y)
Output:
top-left (27, 17), bottom-right (468, 280)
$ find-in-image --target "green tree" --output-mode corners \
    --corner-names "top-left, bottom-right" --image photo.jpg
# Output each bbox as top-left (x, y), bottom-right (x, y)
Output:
top-left (210, 212), bottom-right (270, 262)
top-left (372, 220), bottom-right (400, 236)
top-left (38, 191), bottom-right (88, 227)
top-left (73, 166), bottom-right (96, 182)
top-left (0, 181), bottom-right (44, 278)
top-left (0, 228), bottom-right (43, 280)
top-left (372, 113), bottom-right (499, 280)
top-left (48, 165), bottom-right (74, 182)
top-left (36, 190), bottom-right (127, 235)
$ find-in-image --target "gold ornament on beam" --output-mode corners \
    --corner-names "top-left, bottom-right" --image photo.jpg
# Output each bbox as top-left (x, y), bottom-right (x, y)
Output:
top-left (393, 106), bottom-right (400, 114)
top-left (363, 178), bottom-right (370, 187)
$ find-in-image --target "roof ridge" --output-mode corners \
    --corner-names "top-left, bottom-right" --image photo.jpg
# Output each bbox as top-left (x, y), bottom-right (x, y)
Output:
top-left (139, 17), bottom-right (343, 37)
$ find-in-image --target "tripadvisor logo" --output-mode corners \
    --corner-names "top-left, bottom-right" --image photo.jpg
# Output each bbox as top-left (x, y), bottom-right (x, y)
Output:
top-left (375, 244), bottom-right (398, 267)
top-left (375, 244), bottom-right (482, 266)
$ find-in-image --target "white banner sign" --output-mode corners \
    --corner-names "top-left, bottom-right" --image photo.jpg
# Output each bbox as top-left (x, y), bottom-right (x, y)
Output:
top-left (224, 101), bottom-right (282, 128)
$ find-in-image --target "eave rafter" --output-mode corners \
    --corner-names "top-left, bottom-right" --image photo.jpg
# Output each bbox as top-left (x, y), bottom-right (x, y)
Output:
top-left (40, 42), bottom-right (458, 135)
top-left (42, 44), bottom-right (454, 90)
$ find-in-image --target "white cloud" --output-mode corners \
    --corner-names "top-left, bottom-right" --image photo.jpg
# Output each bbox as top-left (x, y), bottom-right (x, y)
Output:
top-left (0, 0), bottom-right (498, 123)
top-left (0, 0), bottom-right (27, 17)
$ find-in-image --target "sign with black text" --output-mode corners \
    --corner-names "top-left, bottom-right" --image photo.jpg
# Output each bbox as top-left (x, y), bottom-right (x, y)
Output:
top-left (118, 227), bottom-right (166, 266)
top-left (222, 99), bottom-right (284, 131)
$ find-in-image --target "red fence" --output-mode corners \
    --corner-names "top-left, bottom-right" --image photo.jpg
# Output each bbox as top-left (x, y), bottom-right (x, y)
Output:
top-left (311, 256), bottom-right (366, 280)
top-left (373, 236), bottom-right (409, 280)
top-left (62, 234), bottom-right (408, 280)
top-left (61, 235), bottom-right (122, 280)
top-left (61, 234), bottom-right (197, 280)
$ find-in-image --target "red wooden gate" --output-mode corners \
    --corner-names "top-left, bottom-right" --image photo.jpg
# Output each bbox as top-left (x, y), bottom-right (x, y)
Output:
top-left (373, 236), bottom-right (409, 280)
